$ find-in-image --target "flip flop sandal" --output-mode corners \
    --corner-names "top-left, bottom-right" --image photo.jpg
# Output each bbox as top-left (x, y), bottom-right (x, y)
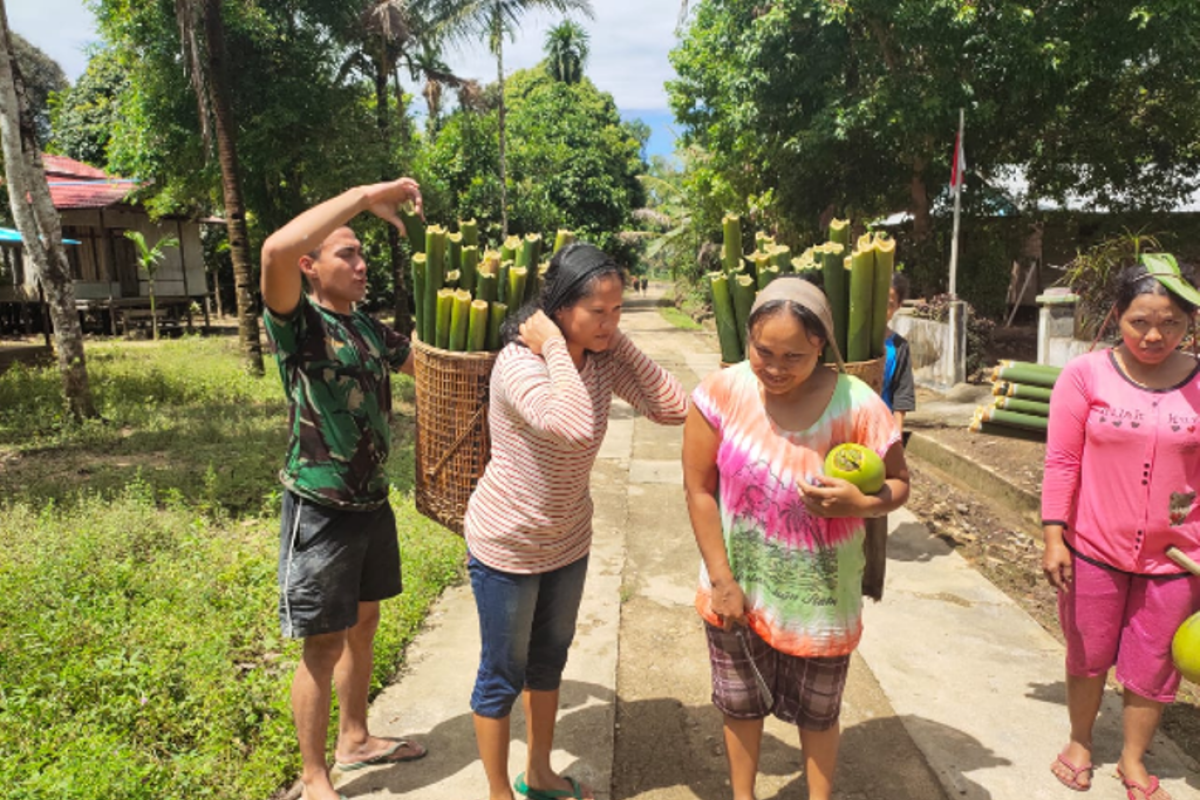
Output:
top-left (334, 738), bottom-right (427, 772)
top-left (1051, 753), bottom-right (1094, 791)
top-left (514, 771), bottom-right (586, 800)
top-left (1118, 767), bottom-right (1172, 800)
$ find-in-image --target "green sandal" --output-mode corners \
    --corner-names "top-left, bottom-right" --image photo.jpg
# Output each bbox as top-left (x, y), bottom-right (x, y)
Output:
top-left (514, 772), bottom-right (585, 800)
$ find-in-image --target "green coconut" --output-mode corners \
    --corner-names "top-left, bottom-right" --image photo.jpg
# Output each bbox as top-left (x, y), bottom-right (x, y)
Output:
top-left (823, 443), bottom-right (886, 495)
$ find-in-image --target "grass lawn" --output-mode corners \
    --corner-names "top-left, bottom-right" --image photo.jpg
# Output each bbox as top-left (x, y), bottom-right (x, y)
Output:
top-left (0, 336), bottom-right (466, 800)
top-left (657, 305), bottom-right (703, 331)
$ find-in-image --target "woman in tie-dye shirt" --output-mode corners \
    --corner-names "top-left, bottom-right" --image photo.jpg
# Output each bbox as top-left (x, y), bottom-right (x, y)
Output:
top-left (682, 277), bottom-right (908, 800)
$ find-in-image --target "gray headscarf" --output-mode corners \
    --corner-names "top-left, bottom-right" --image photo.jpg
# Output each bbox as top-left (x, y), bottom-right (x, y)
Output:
top-left (749, 276), bottom-right (846, 371)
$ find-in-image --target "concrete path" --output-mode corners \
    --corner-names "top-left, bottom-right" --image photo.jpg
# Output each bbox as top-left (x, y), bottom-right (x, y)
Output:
top-left (341, 286), bottom-right (1200, 800)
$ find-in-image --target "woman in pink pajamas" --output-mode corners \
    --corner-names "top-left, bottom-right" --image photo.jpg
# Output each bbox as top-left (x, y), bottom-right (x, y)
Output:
top-left (1042, 260), bottom-right (1200, 800)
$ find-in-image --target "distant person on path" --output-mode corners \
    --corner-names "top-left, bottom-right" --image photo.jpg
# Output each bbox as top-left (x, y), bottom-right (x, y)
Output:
top-left (881, 272), bottom-right (916, 433)
top-left (640, 276), bottom-right (649, 296)
top-left (464, 243), bottom-right (689, 800)
top-left (260, 178), bottom-right (428, 800)
top-left (681, 277), bottom-right (909, 800)
top-left (1042, 261), bottom-right (1200, 798)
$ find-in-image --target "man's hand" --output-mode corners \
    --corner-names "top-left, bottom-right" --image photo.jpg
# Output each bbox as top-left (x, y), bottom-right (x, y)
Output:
top-left (364, 178), bottom-right (423, 235)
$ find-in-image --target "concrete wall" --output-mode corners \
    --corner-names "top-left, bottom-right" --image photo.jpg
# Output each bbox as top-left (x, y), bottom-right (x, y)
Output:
top-left (1037, 297), bottom-right (1093, 367)
top-left (891, 307), bottom-right (967, 389)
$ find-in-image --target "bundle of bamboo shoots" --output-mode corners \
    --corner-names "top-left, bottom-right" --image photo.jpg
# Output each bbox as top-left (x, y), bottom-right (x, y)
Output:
top-left (406, 219), bottom-right (567, 353)
top-left (708, 214), bottom-right (895, 365)
top-left (968, 360), bottom-right (1062, 440)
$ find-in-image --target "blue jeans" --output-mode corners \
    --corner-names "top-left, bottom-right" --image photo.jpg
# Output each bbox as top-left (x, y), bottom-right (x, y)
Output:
top-left (468, 552), bottom-right (589, 718)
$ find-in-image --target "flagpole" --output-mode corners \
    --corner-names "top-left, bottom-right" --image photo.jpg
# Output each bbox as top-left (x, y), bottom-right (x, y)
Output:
top-left (949, 107), bottom-right (964, 298)
top-left (948, 107), bottom-right (965, 384)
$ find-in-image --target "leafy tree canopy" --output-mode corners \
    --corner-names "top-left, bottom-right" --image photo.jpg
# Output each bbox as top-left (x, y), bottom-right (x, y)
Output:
top-left (11, 32), bottom-right (67, 145)
top-left (48, 47), bottom-right (127, 166)
top-left (544, 19), bottom-right (589, 84)
top-left (418, 65), bottom-right (646, 258)
top-left (87, 0), bottom-right (394, 234)
top-left (668, 0), bottom-right (1200, 248)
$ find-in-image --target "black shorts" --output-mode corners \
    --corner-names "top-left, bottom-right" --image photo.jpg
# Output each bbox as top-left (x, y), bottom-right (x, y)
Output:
top-left (277, 490), bottom-right (402, 638)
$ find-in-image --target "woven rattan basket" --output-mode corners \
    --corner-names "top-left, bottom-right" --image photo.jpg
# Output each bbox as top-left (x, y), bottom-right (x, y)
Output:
top-left (719, 356), bottom-right (885, 394)
top-left (413, 336), bottom-right (497, 534)
top-left (838, 356), bottom-right (885, 395)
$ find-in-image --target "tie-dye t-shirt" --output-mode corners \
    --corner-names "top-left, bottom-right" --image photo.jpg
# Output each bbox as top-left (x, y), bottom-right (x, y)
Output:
top-left (692, 362), bottom-right (900, 657)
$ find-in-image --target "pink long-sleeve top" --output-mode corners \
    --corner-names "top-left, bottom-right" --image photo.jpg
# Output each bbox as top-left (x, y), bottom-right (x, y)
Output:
top-left (464, 332), bottom-right (688, 573)
top-left (1042, 349), bottom-right (1200, 574)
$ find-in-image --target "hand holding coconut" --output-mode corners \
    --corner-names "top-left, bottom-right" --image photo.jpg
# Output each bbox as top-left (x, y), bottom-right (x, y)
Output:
top-left (801, 443), bottom-right (889, 518)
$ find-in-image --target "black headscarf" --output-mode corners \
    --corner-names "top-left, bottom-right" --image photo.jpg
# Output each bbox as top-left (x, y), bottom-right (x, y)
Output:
top-left (501, 242), bottom-right (622, 346)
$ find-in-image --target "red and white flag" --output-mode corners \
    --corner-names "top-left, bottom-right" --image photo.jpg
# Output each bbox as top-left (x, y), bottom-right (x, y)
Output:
top-left (950, 127), bottom-right (967, 190)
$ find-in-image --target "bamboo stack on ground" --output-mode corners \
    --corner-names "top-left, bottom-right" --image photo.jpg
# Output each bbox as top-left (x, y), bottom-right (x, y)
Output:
top-left (971, 406), bottom-right (1049, 434)
top-left (970, 360), bottom-right (1062, 440)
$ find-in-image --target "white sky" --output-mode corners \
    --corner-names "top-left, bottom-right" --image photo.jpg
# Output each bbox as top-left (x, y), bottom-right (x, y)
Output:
top-left (12, 0), bottom-right (684, 115)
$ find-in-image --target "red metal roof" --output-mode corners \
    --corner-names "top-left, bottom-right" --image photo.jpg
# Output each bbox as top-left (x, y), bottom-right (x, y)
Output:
top-left (41, 154), bottom-right (145, 210)
top-left (42, 154), bottom-right (109, 180)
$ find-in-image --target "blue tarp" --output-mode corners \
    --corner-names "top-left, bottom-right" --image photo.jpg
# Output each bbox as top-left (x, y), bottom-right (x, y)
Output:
top-left (0, 227), bottom-right (80, 245)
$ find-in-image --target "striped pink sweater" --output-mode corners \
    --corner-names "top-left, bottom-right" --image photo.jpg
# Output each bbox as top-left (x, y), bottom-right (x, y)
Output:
top-left (464, 333), bottom-right (688, 573)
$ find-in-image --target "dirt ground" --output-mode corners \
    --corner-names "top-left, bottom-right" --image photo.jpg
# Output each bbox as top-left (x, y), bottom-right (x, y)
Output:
top-left (916, 424), bottom-right (1046, 496)
top-left (903, 427), bottom-right (1200, 762)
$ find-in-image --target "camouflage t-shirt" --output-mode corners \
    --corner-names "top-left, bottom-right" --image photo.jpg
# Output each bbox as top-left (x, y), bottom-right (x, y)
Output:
top-left (263, 295), bottom-right (410, 510)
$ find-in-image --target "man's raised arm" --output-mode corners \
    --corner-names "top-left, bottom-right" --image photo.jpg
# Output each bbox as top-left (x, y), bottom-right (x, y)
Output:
top-left (259, 178), bottom-right (423, 316)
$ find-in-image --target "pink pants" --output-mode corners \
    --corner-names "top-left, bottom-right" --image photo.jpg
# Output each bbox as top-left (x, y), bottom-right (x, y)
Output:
top-left (1059, 553), bottom-right (1200, 702)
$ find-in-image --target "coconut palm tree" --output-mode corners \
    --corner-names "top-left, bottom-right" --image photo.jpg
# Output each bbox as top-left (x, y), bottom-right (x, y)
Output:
top-left (124, 231), bottom-right (179, 341)
top-left (335, 1), bottom-right (469, 331)
top-left (434, 0), bottom-right (595, 236)
top-left (544, 19), bottom-right (588, 84)
top-left (174, 0), bottom-right (263, 375)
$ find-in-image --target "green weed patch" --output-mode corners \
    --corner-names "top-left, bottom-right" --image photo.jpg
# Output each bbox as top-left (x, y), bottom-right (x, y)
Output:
top-left (0, 337), bottom-right (463, 799)
top-left (658, 305), bottom-right (703, 331)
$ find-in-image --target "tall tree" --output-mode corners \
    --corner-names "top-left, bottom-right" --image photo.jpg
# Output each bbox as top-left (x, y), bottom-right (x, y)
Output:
top-left (668, 0), bottom-right (1200, 263)
top-left (0, 0), bottom-right (95, 419)
top-left (543, 19), bottom-right (588, 83)
top-left (10, 32), bottom-right (66, 145)
top-left (438, 0), bottom-right (594, 236)
top-left (47, 48), bottom-right (127, 166)
top-left (419, 64), bottom-right (644, 257)
top-left (175, 0), bottom-right (263, 375)
top-left (93, 0), bottom-right (389, 336)
top-left (335, 0), bottom-right (468, 332)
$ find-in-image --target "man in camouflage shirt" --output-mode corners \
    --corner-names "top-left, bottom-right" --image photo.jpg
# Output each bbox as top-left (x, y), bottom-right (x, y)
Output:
top-left (260, 177), bottom-right (426, 800)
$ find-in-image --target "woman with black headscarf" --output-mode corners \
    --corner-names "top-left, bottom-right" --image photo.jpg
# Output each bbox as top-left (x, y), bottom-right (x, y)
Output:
top-left (463, 243), bottom-right (688, 800)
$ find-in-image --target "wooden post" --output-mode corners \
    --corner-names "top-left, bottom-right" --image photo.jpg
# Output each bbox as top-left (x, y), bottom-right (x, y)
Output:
top-left (178, 219), bottom-right (193, 332)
